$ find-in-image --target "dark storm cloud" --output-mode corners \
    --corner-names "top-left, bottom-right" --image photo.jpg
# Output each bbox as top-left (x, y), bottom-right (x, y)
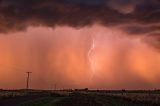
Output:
top-left (122, 25), bottom-right (160, 35)
top-left (0, 0), bottom-right (128, 33)
top-left (143, 33), bottom-right (160, 49)
top-left (0, 0), bottom-right (160, 47)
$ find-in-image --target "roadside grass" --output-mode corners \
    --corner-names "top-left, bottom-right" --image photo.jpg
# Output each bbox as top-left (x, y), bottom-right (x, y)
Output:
top-left (11, 92), bottom-right (160, 106)
top-left (19, 96), bottom-right (65, 106)
top-left (18, 93), bottom-right (67, 106)
top-left (93, 94), bottom-right (160, 106)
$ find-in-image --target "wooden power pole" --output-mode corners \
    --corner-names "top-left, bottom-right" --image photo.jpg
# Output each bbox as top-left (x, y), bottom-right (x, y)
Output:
top-left (26, 72), bottom-right (32, 89)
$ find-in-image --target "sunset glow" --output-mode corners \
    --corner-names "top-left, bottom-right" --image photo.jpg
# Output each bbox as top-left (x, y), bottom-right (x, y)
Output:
top-left (0, 24), bottom-right (159, 90)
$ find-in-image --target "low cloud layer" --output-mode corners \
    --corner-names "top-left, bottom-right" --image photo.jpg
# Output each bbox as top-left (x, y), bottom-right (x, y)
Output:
top-left (0, 0), bottom-right (160, 49)
top-left (0, 0), bottom-right (159, 30)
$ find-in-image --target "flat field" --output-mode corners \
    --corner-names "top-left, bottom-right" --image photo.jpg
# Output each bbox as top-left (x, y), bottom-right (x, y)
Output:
top-left (0, 90), bottom-right (160, 106)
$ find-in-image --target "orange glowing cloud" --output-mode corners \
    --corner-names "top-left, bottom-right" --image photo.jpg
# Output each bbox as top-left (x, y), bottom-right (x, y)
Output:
top-left (0, 25), bottom-right (160, 90)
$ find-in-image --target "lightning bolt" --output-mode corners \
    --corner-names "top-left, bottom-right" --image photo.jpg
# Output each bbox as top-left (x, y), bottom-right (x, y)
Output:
top-left (88, 35), bottom-right (96, 76)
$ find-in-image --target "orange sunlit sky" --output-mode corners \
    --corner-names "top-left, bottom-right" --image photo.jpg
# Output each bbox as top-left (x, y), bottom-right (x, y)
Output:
top-left (0, 25), bottom-right (160, 90)
top-left (0, 0), bottom-right (160, 90)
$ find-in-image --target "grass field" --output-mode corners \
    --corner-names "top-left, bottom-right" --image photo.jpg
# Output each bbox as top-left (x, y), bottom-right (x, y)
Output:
top-left (0, 90), bottom-right (160, 106)
top-left (19, 97), bottom-right (64, 106)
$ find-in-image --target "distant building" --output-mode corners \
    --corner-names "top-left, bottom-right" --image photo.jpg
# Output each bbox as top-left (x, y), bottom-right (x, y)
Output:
top-left (75, 88), bottom-right (88, 91)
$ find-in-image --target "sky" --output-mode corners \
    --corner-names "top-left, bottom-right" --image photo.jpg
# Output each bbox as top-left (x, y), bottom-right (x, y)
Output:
top-left (0, 0), bottom-right (160, 90)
